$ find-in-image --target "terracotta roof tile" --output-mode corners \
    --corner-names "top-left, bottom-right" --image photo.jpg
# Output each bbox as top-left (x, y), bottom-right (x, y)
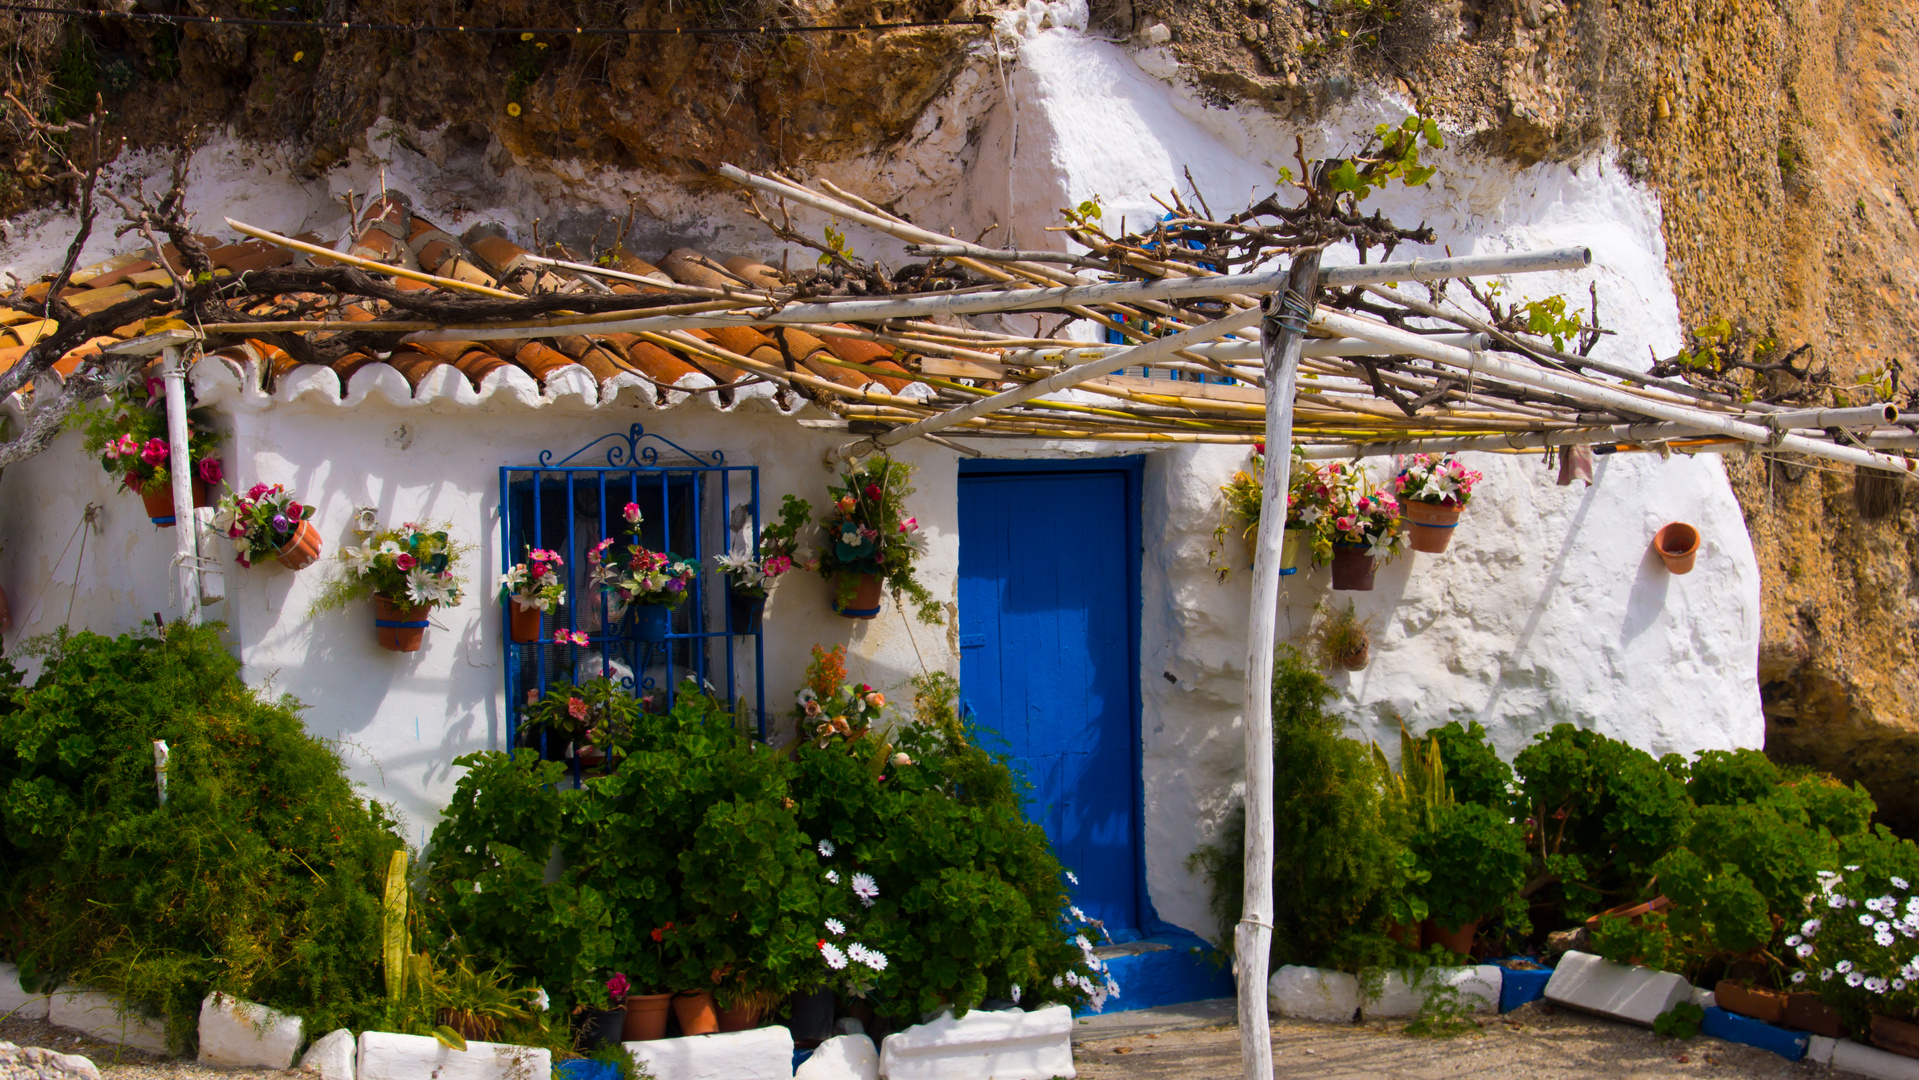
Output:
top-left (659, 249), bottom-right (736, 291)
top-left (347, 227), bottom-right (420, 271)
top-left (383, 346), bottom-right (446, 389)
top-left (499, 340), bottom-right (576, 382)
top-left (618, 337), bottom-right (704, 389)
top-left (54, 335), bottom-right (117, 375)
top-left (773, 327), bottom-right (865, 389)
top-left (819, 326), bottom-right (912, 392)
top-left (0, 345), bottom-right (28, 375)
top-left (331, 352), bottom-right (379, 387)
top-left (453, 348), bottom-right (509, 388)
top-left (723, 256), bottom-right (785, 290)
top-left (69, 252), bottom-right (151, 286)
top-left (681, 329), bottom-right (748, 385)
top-left (1, 319), bottom-right (56, 348)
top-left (359, 192), bottom-right (413, 240)
top-left (207, 240), bottom-right (295, 275)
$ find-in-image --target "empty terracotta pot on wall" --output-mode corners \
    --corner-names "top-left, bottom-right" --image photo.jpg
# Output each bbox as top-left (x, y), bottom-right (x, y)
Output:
top-left (1653, 522), bottom-right (1700, 574)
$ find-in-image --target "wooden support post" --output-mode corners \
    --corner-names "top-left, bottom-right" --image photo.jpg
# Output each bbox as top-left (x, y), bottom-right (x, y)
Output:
top-left (160, 346), bottom-right (200, 626)
top-left (1237, 251), bottom-right (1320, 1080)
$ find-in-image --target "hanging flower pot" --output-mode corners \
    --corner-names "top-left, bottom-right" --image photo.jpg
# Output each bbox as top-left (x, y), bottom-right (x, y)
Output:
top-left (672, 989), bottom-right (719, 1036)
top-left (135, 475), bottom-right (210, 529)
top-left (832, 572), bottom-right (884, 620)
top-left (728, 587), bottom-right (766, 635)
top-left (1653, 522), bottom-right (1700, 574)
top-left (1401, 500), bottom-right (1464, 554)
top-left (373, 595), bottom-right (433, 653)
top-left (623, 993), bottom-right (672, 1042)
top-left (633, 603), bottom-right (672, 643)
top-left (1280, 528), bottom-right (1309, 576)
top-left (275, 519), bottom-right (324, 570)
top-left (507, 599), bottom-right (543, 644)
top-left (1330, 544), bottom-right (1378, 591)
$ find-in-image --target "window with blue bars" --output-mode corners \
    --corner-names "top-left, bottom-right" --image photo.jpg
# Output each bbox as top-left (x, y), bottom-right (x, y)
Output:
top-left (500, 425), bottom-right (764, 772)
top-left (1100, 212), bottom-right (1238, 384)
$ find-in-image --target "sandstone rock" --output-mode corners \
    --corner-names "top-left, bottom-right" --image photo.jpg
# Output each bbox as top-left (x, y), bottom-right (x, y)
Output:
top-left (299, 1028), bottom-right (357, 1080)
top-left (197, 991), bottom-right (304, 1070)
top-left (877, 1005), bottom-right (1074, 1080)
top-left (0, 1040), bottom-right (101, 1080)
top-left (796, 1033), bottom-right (880, 1080)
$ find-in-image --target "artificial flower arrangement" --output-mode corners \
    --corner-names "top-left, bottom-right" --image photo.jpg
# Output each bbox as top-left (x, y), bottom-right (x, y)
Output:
top-left (816, 455), bottom-right (940, 623)
top-left (793, 644), bottom-right (889, 749)
top-left (1208, 442), bottom-right (1337, 581)
top-left (1392, 452), bottom-right (1484, 554)
top-left (312, 512), bottom-right (469, 652)
top-left (712, 493), bottom-right (817, 599)
top-left (211, 483), bottom-right (321, 570)
top-left (1323, 466), bottom-right (1405, 591)
top-left (499, 548), bottom-right (567, 643)
top-left (79, 369), bottom-right (223, 527)
top-left (588, 502), bottom-right (699, 612)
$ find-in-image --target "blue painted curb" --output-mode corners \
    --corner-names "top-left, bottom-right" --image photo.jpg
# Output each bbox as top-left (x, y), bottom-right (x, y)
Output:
top-left (1700, 1006), bottom-right (1810, 1061)
top-left (556, 1061), bottom-right (621, 1080)
top-left (1075, 931), bottom-right (1236, 1016)
top-left (1498, 965), bottom-right (1554, 1013)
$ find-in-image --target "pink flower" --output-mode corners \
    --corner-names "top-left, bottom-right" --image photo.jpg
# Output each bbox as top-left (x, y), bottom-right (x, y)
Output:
top-left (1336, 516), bottom-right (1357, 533)
top-left (898, 517), bottom-right (918, 533)
top-left (140, 437), bottom-right (168, 465)
top-left (559, 630), bottom-right (590, 646)
top-left (763, 554), bottom-right (792, 576)
top-left (102, 441), bottom-right (120, 460)
top-left (197, 457), bottom-right (223, 484)
top-left (394, 553), bottom-right (417, 571)
top-left (247, 483), bottom-right (271, 500)
top-left (864, 483), bottom-right (883, 500)
top-left (623, 502), bottom-right (641, 524)
top-left (588, 538), bottom-right (615, 565)
top-left (568, 696), bottom-right (589, 720)
top-left (285, 500), bottom-right (302, 519)
top-left (114, 434), bottom-right (140, 456)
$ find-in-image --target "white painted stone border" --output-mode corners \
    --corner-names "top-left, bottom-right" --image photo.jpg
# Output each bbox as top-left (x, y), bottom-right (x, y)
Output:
top-left (196, 991), bottom-right (304, 1069)
top-left (1363, 966), bottom-right (1504, 1018)
top-left (624, 1025), bottom-right (795, 1080)
top-left (1543, 951), bottom-right (1690, 1028)
top-left (1267, 966), bottom-right (1360, 1022)
top-left (48, 987), bottom-right (168, 1054)
top-left (1830, 1038), bottom-right (1919, 1080)
top-left (356, 1030), bottom-right (551, 1080)
top-left (0, 963), bottom-right (49, 1022)
top-left (877, 1004), bottom-right (1074, 1080)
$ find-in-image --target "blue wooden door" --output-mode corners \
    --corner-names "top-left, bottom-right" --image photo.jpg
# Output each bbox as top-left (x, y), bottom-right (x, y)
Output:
top-left (958, 463), bottom-right (1141, 937)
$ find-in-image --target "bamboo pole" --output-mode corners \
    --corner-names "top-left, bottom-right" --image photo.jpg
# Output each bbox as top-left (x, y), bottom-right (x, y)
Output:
top-left (1240, 252), bottom-right (1319, 1080)
top-left (1311, 309), bottom-right (1919, 476)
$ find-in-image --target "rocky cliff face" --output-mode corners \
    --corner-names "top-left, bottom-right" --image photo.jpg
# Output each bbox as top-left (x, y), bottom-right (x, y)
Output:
top-left (5, 0), bottom-right (1915, 822)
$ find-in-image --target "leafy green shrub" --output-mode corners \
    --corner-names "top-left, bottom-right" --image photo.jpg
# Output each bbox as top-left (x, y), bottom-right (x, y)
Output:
top-left (1427, 721), bottom-right (1514, 812)
top-left (0, 626), bottom-right (403, 1048)
top-left (1797, 827), bottom-right (1919, 1030)
top-left (1191, 647), bottom-right (1415, 973)
top-left (1411, 801), bottom-right (1527, 938)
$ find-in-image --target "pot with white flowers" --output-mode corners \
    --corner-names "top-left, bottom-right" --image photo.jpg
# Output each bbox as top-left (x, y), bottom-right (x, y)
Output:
top-left (1792, 863), bottom-right (1919, 1048)
top-left (212, 483), bottom-right (321, 570)
top-left (712, 494), bottom-right (816, 635)
top-left (1393, 453), bottom-right (1483, 554)
top-left (314, 515), bottom-right (469, 652)
top-left (498, 548), bottom-right (566, 644)
top-left (589, 501), bottom-right (698, 644)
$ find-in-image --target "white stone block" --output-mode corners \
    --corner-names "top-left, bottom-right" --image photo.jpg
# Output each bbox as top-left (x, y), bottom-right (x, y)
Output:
top-left (796, 1034), bottom-right (880, 1080)
top-left (624, 1025), bottom-right (794, 1080)
top-left (1267, 966), bottom-right (1361, 1022)
top-left (877, 1005), bottom-right (1074, 1080)
top-left (300, 1028), bottom-right (357, 1080)
top-left (1687, 986), bottom-right (1715, 1009)
top-left (356, 1030), bottom-right (551, 1080)
top-left (1833, 1039), bottom-right (1919, 1080)
top-left (48, 987), bottom-right (168, 1054)
top-left (0, 963), bottom-right (49, 1021)
top-left (1543, 951), bottom-right (1690, 1028)
top-left (1362, 966), bottom-right (1502, 1018)
top-left (198, 991), bottom-right (304, 1069)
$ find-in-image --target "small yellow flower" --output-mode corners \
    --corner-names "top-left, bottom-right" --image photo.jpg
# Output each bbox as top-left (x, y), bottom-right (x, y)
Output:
top-left (520, 31), bottom-right (534, 41)
top-left (292, 50), bottom-right (304, 62)
top-left (507, 102), bottom-right (522, 117)
top-left (535, 41), bottom-right (547, 49)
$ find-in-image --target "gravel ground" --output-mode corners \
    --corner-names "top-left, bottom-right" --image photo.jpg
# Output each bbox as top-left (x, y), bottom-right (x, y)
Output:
top-left (0, 1017), bottom-right (289, 1079)
top-left (1075, 1002), bottom-right (1834, 1079)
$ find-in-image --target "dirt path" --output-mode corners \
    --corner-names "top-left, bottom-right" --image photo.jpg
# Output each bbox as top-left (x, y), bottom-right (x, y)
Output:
top-left (1074, 1002), bottom-right (1823, 1080)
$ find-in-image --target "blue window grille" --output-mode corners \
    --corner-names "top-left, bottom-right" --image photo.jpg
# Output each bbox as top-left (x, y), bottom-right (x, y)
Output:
top-left (500, 425), bottom-right (765, 764)
top-left (1101, 212), bottom-right (1236, 384)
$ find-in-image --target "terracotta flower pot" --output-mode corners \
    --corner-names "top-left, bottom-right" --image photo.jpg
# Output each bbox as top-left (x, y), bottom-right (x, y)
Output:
top-left (1402, 500), bottom-right (1463, 554)
top-left (1422, 916), bottom-right (1479, 956)
top-left (275, 519), bottom-right (323, 570)
top-left (1872, 1014), bottom-right (1919, 1059)
top-left (135, 476), bottom-right (210, 528)
top-left (672, 989), bottom-right (719, 1036)
top-left (508, 600), bottom-right (543, 644)
top-left (1653, 522), bottom-right (1700, 574)
top-left (1584, 894), bottom-right (1671, 928)
top-left (716, 1000), bottom-right (762, 1032)
top-left (1385, 921), bottom-right (1422, 950)
top-left (1333, 636), bottom-right (1371, 671)
top-left (373, 595), bottom-right (432, 653)
top-left (623, 992), bottom-right (672, 1041)
top-left (833, 572), bottom-right (884, 619)
top-left (1330, 544), bottom-right (1377, 591)
top-left (1715, 980), bottom-right (1787, 1025)
top-left (1783, 992), bottom-right (1846, 1038)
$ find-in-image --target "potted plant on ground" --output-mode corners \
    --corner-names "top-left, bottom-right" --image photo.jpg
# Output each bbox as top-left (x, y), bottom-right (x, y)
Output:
top-left (1393, 453), bottom-right (1483, 554)
top-left (499, 548), bottom-right (567, 643)
top-left (589, 502), bottom-right (698, 643)
top-left (521, 676), bottom-right (634, 773)
top-left (1408, 800), bottom-right (1527, 956)
top-left (1208, 443), bottom-right (1332, 582)
top-left (1326, 468), bottom-right (1405, 591)
top-left (314, 515), bottom-right (467, 652)
top-left (816, 455), bottom-right (940, 623)
top-left (576, 972), bottom-right (628, 1051)
top-left (623, 919), bottom-right (681, 1042)
top-left (80, 372), bottom-right (222, 529)
top-left (210, 483), bottom-right (321, 569)
top-left (712, 494), bottom-right (816, 634)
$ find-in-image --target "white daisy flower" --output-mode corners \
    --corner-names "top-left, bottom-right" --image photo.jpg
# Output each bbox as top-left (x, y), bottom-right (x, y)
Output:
top-left (1907, 898), bottom-right (1919, 914)
top-left (1076, 934), bottom-right (1094, 954)
top-left (1066, 871), bottom-right (1079, 885)
top-left (1847, 971), bottom-right (1866, 987)
top-left (1818, 870), bottom-right (1838, 879)
top-left (1884, 895), bottom-right (1902, 912)
top-left (1838, 961), bottom-right (1855, 973)
top-left (1071, 906), bottom-right (1087, 922)
top-left (1880, 921), bottom-right (1894, 934)
top-left (825, 870), bottom-right (841, 884)
top-left (846, 943), bottom-right (871, 966)
top-left (821, 942), bottom-right (848, 970)
top-left (1821, 969), bottom-right (1834, 981)
top-left (1797, 943), bottom-right (1816, 959)
top-left (1869, 977), bottom-right (1889, 993)
top-left (1804, 919), bottom-right (1824, 936)
top-left (1787, 935), bottom-right (1803, 947)
top-left (1862, 914), bottom-right (1879, 926)
top-left (1849, 865), bottom-right (1864, 871)
top-left (1897, 877), bottom-right (1911, 890)
top-left (1831, 895), bottom-right (1851, 909)
top-left (1011, 985), bottom-right (1022, 1004)
top-left (531, 988), bottom-right (549, 1012)
top-left (818, 839), bottom-right (836, 858)
top-left (860, 948), bottom-right (888, 972)
top-left (1879, 931), bottom-right (1897, 948)
top-left (1052, 975), bottom-right (1064, 988)
top-left (1792, 971), bottom-right (1808, 984)
top-left (852, 873), bottom-right (879, 906)
top-left (826, 918), bottom-right (846, 936)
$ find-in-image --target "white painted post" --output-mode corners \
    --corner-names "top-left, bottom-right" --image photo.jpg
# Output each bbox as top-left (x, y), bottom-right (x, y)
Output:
top-left (1237, 251), bottom-right (1321, 1080)
top-left (160, 346), bottom-right (200, 625)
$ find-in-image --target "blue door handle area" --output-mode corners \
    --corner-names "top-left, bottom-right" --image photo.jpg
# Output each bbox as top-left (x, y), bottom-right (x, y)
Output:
top-left (959, 634), bottom-right (987, 649)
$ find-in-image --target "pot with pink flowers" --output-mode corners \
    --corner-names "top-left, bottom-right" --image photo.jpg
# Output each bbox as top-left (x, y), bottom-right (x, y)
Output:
top-left (1326, 467), bottom-right (1407, 591)
top-left (1393, 453), bottom-right (1483, 554)
top-left (712, 493), bottom-right (817, 635)
top-left (80, 374), bottom-right (222, 529)
top-left (498, 548), bottom-right (567, 644)
top-left (211, 483), bottom-right (321, 569)
top-left (590, 501), bottom-right (698, 644)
